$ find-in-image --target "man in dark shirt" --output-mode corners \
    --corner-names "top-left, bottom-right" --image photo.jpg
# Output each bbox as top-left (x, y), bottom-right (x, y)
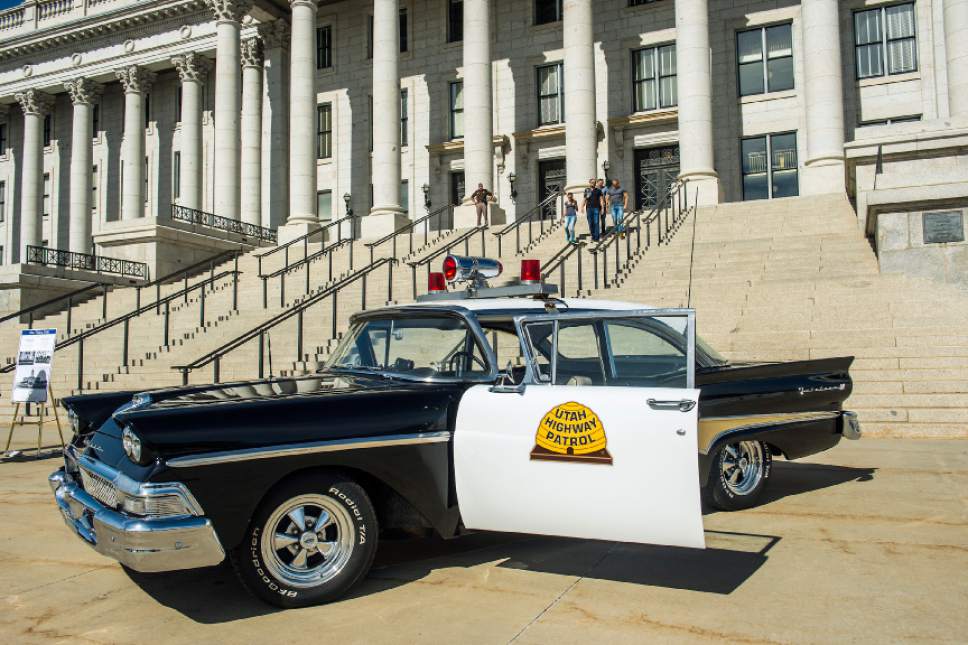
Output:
top-left (471, 183), bottom-right (493, 226)
top-left (582, 178), bottom-right (603, 241)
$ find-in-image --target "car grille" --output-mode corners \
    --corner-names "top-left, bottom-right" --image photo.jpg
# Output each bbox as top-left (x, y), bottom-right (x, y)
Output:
top-left (79, 467), bottom-right (120, 509)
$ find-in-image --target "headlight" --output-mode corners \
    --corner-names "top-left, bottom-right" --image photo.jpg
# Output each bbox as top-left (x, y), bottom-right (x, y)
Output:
top-left (122, 426), bottom-right (143, 463)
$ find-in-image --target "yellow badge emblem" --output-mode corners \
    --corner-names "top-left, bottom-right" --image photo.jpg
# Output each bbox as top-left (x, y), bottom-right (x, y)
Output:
top-left (530, 401), bottom-right (613, 465)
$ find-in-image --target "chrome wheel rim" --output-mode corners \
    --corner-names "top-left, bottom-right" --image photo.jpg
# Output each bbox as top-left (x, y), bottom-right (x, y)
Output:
top-left (721, 441), bottom-right (764, 496)
top-left (261, 494), bottom-right (355, 589)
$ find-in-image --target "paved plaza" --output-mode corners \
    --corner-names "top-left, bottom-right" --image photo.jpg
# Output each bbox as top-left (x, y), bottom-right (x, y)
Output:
top-left (1, 436), bottom-right (965, 644)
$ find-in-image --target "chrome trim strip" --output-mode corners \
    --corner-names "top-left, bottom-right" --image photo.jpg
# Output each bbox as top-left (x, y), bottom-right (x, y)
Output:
top-left (702, 411), bottom-right (840, 423)
top-left (76, 453), bottom-right (206, 516)
top-left (699, 411), bottom-right (841, 455)
top-left (167, 431), bottom-right (454, 468)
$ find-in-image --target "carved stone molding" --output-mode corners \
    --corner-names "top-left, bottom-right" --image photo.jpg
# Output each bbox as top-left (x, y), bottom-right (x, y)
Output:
top-left (115, 65), bottom-right (157, 94)
top-left (172, 52), bottom-right (212, 84)
top-left (15, 89), bottom-right (55, 116)
top-left (63, 77), bottom-right (104, 106)
top-left (240, 37), bottom-right (264, 69)
top-left (205, 0), bottom-right (254, 23)
top-left (259, 19), bottom-right (290, 49)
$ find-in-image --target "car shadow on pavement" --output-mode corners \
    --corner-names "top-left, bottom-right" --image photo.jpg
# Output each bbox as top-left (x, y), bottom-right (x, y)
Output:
top-left (754, 461), bottom-right (875, 507)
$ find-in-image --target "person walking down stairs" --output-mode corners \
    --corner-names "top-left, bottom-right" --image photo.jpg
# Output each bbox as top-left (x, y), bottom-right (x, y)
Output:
top-left (582, 178), bottom-right (604, 242)
top-left (563, 193), bottom-right (579, 244)
top-left (606, 179), bottom-right (629, 238)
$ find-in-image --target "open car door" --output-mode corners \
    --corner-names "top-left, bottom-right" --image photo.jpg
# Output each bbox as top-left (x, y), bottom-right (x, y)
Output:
top-left (454, 309), bottom-right (705, 549)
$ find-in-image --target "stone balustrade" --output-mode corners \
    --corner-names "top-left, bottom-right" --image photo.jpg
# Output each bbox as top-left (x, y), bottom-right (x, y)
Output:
top-left (0, 0), bottom-right (126, 37)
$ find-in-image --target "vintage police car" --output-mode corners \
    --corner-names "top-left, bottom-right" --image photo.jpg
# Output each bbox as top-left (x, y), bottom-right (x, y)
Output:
top-left (50, 256), bottom-right (860, 608)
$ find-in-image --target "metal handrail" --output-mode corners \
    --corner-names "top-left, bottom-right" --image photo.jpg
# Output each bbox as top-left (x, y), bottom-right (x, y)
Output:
top-left (0, 281), bottom-right (108, 328)
top-left (173, 257), bottom-right (397, 384)
top-left (260, 236), bottom-right (353, 309)
top-left (364, 205), bottom-right (453, 263)
top-left (257, 216), bottom-right (358, 277)
top-left (0, 269), bottom-right (243, 392)
top-left (541, 240), bottom-right (587, 298)
top-left (493, 192), bottom-right (561, 256)
top-left (26, 245), bottom-right (149, 280)
top-left (171, 204), bottom-right (277, 243)
top-left (406, 226), bottom-right (487, 299)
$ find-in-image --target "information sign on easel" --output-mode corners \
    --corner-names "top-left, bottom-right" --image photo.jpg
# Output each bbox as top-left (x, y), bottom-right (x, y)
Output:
top-left (5, 329), bottom-right (64, 457)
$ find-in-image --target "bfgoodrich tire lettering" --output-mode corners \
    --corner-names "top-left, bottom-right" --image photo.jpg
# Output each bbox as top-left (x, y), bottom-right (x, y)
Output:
top-left (231, 473), bottom-right (378, 608)
top-left (703, 440), bottom-right (772, 511)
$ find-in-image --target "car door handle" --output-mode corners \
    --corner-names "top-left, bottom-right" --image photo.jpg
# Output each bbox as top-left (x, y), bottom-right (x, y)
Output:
top-left (647, 398), bottom-right (697, 413)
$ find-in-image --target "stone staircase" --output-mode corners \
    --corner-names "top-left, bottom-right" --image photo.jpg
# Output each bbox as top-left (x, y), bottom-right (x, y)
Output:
top-left (581, 193), bottom-right (968, 438)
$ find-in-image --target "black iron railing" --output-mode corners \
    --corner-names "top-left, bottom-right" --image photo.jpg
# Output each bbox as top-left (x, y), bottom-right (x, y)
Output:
top-left (407, 226), bottom-right (488, 299)
top-left (542, 241), bottom-right (587, 298)
top-left (365, 205), bottom-right (453, 263)
top-left (26, 245), bottom-right (149, 280)
top-left (173, 257), bottom-right (397, 384)
top-left (171, 204), bottom-right (277, 243)
top-left (257, 216), bottom-right (357, 277)
top-left (493, 192), bottom-right (561, 256)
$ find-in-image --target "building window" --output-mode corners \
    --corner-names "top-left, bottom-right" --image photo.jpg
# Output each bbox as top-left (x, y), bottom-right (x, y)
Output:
top-left (629, 0), bottom-right (664, 5)
top-left (0, 123), bottom-right (7, 151)
top-left (534, 0), bottom-right (562, 25)
top-left (858, 114), bottom-right (922, 127)
top-left (368, 95), bottom-right (373, 151)
top-left (144, 157), bottom-right (149, 204)
top-left (92, 104), bottom-right (100, 138)
top-left (91, 165), bottom-right (98, 215)
top-left (317, 189), bottom-right (332, 221)
top-left (43, 114), bottom-right (52, 147)
top-left (737, 24), bottom-right (794, 97)
top-left (400, 89), bottom-right (409, 147)
top-left (173, 153), bottom-right (181, 200)
top-left (400, 180), bottom-right (409, 213)
top-left (400, 8), bottom-right (409, 53)
top-left (854, 3), bottom-right (917, 79)
top-left (742, 132), bottom-right (799, 201)
top-left (43, 173), bottom-right (50, 218)
top-left (632, 44), bottom-right (677, 112)
top-left (537, 63), bottom-right (564, 126)
top-left (317, 25), bottom-right (333, 69)
top-left (0, 181), bottom-right (5, 223)
top-left (449, 81), bottom-right (464, 139)
top-left (317, 103), bottom-right (332, 159)
top-left (175, 87), bottom-right (182, 123)
top-left (144, 93), bottom-right (151, 129)
top-left (448, 0), bottom-right (463, 43)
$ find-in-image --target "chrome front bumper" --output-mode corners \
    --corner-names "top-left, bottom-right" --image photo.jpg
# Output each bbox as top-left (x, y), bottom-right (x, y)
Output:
top-left (841, 411), bottom-right (862, 440)
top-left (49, 468), bottom-right (225, 573)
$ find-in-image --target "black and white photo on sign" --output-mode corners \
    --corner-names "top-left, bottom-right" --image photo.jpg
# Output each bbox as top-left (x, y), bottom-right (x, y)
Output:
top-left (12, 329), bottom-right (57, 404)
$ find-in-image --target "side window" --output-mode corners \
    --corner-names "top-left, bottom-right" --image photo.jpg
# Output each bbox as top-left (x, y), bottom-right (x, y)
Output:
top-left (604, 319), bottom-right (687, 387)
top-left (524, 320), bottom-right (607, 386)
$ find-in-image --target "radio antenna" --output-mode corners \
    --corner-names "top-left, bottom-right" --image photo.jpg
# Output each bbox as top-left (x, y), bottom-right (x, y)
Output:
top-left (685, 185), bottom-right (700, 308)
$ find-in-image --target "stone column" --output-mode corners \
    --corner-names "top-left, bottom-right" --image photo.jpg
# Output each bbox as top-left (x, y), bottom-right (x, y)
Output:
top-left (261, 20), bottom-right (290, 231)
top-left (14, 90), bottom-right (53, 259)
top-left (453, 0), bottom-right (505, 229)
top-left (240, 37), bottom-right (264, 227)
top-left (363, 0), bottom-right (408, 240)
top-left (116, 66), bottom-right (155, 221)
top-left (207, 0), bottom-right (252, 221)
top-left (802, 0), bottom-right (846, 193)
top-left (945, 0), bottom-right (968, 116)
top-left (172, 52), bottom-right (211, 211)
top-left (64, 78), bottom-right (102, 254)
top-left (675, 0), bottom-right (719, 204)
top-left (563, 0), bottom-right (597, 193)
top-left (281, 0), bottom-right (320, 240)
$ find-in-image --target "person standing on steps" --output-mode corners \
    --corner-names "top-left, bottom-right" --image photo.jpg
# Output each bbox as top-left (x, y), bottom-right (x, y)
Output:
top-left (582, 178), bottom-right (603, 242)
top-left (563, 192), bottom-right (579, 244)
top-left (596, 178), bottom-right (608, 236)
top-left (471, 183), bottom-right (493, 227)
top-left (606, 179), bottom-right (629, 238)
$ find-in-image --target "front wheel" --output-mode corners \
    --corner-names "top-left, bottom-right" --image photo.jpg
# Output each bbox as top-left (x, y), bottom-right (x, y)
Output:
top-left (703, 440), bottom-right (772, 511)
top-left (231, 473), bottom-right (378, 608)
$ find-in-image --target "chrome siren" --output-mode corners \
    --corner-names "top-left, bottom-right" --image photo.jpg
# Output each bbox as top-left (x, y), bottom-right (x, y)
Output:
top-left (443, 255), bottom-right (503, 287)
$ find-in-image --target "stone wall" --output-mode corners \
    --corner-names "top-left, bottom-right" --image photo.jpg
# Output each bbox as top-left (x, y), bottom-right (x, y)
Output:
top-left (876, 206), bottom-right (968, 287)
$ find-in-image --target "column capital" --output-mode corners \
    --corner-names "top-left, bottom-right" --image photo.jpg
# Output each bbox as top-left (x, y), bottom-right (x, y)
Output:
top-left (115, 65), bottom-right (157, 94)
top-left (259, 19), bottom-right (290, 49)
top-left (15, 89), bottom-right (54, 116)
top-left (241, 37), bottom-right (264, 68)
top-left (205, 0), bottom-right (253, 23)
top-left (172, 52), bottom-right (212, 84)
top-left (63, 77), bottom-right (103, 105)
top-left (289, 0), bottom-right (318, 9)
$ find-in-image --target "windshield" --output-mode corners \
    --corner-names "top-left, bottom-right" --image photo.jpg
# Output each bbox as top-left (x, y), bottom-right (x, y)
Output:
top-left (697, 336), bottom-right (728, 366)
top-left (325, 315), bottom-right (490, 380)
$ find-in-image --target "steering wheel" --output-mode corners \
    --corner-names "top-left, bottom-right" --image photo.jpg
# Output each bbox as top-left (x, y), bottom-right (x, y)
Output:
top-left (447, 351), bottom-right (487, 374)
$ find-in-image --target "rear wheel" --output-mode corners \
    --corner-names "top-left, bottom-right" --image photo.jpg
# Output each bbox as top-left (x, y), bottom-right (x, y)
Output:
top-left (231, 473), bottom-right (378, 608)
top-left (704, 440), bottom-right (771, 511)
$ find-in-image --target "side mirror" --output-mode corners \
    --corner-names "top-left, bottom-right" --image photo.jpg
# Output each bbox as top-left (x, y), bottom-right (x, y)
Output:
top-left (489, 360), bottom-right (526, 394)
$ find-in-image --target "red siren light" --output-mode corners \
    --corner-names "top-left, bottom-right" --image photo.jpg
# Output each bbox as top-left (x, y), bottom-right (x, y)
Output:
top-left (442, 255), bottom-right (458, 282)
top-left (520, 259), bottom-right (541, 284)
top-left (428, 272), bottom-right (447, 293)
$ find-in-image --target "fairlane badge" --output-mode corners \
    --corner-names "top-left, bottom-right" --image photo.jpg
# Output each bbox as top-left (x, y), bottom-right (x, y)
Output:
top-left (530, 402), bottom-right (612, 465)
top-left (798, 384), bottom-right (847, 396)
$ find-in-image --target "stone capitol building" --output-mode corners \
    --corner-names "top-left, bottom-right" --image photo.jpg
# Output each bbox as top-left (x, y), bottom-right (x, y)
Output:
top-left (0, 0), bottom-right (966, 310)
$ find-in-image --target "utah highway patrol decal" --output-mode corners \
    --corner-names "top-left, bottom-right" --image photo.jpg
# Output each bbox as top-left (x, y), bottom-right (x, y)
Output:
top-left (530, 401), bottom-right (613, 464)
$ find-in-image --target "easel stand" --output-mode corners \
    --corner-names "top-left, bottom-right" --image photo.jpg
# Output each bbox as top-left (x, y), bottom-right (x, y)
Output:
top-left (4, 385), bottom-right (65, 459)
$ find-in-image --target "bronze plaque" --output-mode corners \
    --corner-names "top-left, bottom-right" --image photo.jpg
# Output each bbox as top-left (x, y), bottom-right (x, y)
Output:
top-left (923, 211), bottom-right (965, 244)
